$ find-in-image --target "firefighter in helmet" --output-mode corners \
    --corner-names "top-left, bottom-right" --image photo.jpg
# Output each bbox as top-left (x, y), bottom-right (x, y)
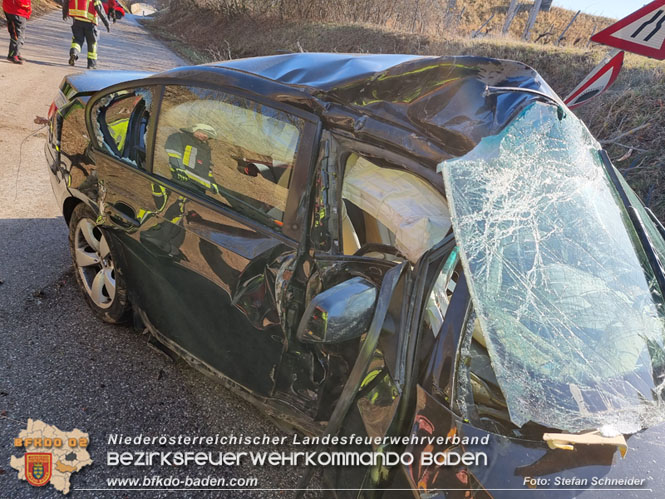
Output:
top-left (63, 0), bottom-right (110, 69)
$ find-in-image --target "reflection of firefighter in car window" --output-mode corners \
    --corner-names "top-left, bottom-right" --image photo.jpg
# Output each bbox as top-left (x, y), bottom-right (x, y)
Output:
top-left (165, 123), bottom-right (221, 195)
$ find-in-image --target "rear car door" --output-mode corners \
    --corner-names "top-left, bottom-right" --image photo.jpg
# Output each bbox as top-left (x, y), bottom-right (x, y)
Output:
top-left (89, 82), bottom-right (319, 396)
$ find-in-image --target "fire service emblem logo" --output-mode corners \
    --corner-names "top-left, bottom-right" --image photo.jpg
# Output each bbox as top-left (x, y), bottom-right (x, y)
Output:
top-left (11, 419), bottom-right (92, 494)
top-left (25, 453), bottom-right (52, 487)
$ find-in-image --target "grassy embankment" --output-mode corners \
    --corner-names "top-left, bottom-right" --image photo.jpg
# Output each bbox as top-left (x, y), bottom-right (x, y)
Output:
top-left (142, 0), bottom-right (665, 219)
top-left (32, 0), bottom-right (58, 17)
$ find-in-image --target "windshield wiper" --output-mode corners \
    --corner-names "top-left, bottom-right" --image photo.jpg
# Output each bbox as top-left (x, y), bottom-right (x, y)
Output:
top-left (483, 85), bottom-right (565, 120)
top-left (600, 149), bottom-right (665, 295)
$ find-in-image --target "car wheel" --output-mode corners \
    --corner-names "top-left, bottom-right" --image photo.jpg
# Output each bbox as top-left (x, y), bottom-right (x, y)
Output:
top-left (68, 203), bottom-right (130, 323)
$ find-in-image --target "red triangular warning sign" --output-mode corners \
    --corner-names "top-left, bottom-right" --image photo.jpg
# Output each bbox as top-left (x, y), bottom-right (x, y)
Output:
top-left (564, 50), bottom-right (624, 109)
top-left (591, 0), bottom-right (665, 59)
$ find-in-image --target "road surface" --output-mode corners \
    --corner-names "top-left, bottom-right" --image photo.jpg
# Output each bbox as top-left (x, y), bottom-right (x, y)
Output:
top-left (0, 10), bottom-right (184, 298)
top-left (0, 10), bottom-right (318, 498)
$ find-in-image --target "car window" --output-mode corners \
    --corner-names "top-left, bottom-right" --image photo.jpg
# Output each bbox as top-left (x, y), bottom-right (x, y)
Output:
top-left (153, 85), bottom-right (305, 230)
top-left (91, 87), bottom-right (154, 169)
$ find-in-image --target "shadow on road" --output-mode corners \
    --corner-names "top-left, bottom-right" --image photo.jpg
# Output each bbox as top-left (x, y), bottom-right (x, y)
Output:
top-left (0, 217), bottom-right (70, 314)
top-left (20, 59), bottom-right (73, 68)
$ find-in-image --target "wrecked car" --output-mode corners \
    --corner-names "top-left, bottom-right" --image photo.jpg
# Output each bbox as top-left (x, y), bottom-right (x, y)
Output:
top-left (45, 53), bottom-right (665, 496)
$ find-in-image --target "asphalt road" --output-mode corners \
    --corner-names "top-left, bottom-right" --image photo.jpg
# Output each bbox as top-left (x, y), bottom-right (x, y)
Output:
top-left (0, 10), bottom-right (320, 498)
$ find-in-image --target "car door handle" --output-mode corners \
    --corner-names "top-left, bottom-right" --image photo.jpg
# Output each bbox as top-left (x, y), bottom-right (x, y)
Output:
top-left (106, 203), bottom-right (141, 228)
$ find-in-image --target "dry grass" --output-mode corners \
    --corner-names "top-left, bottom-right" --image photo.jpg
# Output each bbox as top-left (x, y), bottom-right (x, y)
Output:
top-left (454, 1), bottom-right (612, 46)
top-left (144, 1), bottom-right (665, 219)
top-left (182, 0), bottom-right (614, 47)
top-left (32, 0), bottom-right (59, 17)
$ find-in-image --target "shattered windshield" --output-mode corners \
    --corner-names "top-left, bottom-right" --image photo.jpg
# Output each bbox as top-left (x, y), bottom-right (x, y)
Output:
top-left (440, 102), bottom-right (665, 434)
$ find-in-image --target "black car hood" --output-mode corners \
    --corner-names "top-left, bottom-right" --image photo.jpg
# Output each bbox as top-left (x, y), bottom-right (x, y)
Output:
top-left (408, 385), bottom-right (663, 497)
top-left (463, 414), bottom-right (663, 498)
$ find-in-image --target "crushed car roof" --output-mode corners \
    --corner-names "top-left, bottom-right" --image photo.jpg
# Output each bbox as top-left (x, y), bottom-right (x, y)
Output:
top-left (162, 53), bottom-right (563, 163)
top-left (213, 53), bottom-right (427, 89)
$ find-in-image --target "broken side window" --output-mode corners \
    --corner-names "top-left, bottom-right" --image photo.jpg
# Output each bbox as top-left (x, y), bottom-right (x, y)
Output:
top-left (92, 87), bottom-right (154, 169)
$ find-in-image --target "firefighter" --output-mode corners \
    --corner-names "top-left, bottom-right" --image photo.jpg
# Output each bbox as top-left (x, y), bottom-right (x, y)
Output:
top-left (103, 0), bottom-right (124, 23)
top-left (165, 124), bottom-right (222, 195)
top-left (63, 0), bottom-right (110, 69)
top-left (3, 0), bottom-right (31, 64)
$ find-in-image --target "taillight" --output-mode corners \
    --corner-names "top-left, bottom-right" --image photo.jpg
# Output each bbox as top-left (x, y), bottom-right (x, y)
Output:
top-left (47, 100), bottom-right (57, 120)
top-left (49, 90), bottom-right (68, 120)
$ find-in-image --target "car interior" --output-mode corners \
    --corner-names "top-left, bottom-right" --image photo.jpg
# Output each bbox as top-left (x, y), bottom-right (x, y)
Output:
top-left (337, 156), bottom-right (513, 434)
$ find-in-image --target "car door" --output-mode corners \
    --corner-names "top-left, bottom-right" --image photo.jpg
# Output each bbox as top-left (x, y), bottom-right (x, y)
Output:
top-left (289, 132), bottom-right (461, 494)
top-left (300, 236), bottom-right (461, 497)
top-left (89, 82), bottom-right (319, 396)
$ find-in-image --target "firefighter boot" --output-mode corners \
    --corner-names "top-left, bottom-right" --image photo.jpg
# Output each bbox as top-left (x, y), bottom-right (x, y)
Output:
top-left (87, 59), bottom-right (97, 70)
top-left (68, 49), bottom-right (78, 67)
top-left (7, 48), bottom-right (22, 64)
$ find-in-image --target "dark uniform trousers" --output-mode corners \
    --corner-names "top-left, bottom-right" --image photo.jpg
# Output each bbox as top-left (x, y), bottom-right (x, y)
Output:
top-left (70, 19), bottom-right (99, 66)
top-left (4, 13), bottom-right (26, 58)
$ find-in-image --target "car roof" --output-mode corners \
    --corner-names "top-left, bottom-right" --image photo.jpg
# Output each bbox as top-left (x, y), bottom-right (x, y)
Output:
top-left (210, 53), bottom-right (430, 90)
top-left (157, 53), bottom-right (562, 166)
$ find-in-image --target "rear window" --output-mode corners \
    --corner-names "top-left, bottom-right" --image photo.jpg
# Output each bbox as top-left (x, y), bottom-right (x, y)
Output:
top-left (91, 87), bottom-right (154, 169)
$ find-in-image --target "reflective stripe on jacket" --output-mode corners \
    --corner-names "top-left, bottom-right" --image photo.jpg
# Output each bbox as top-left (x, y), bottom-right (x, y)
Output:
top-left (164, 132), bottom-right (214, 185)
top-left (68, 0), bottom-right (100, 23)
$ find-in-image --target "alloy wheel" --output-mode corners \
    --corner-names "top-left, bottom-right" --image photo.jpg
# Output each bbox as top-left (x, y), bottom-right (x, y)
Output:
top-left (74, 219), bottom-right (116, 309)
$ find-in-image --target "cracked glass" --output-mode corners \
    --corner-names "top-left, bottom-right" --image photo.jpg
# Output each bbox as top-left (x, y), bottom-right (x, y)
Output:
top-left (440, 102), bottom-right (665, 434)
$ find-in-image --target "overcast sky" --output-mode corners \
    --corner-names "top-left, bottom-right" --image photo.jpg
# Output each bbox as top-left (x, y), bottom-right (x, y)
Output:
top-left (553, 1), bottom-right (648, 20)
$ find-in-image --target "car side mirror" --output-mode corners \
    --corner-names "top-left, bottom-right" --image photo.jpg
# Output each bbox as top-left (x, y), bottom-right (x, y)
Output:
top-left (296, 277), bottom-right (377, 344)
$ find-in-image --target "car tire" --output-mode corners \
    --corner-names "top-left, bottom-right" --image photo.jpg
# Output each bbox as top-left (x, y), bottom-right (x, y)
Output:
top-left (68, 203), bottom-right (130, 324)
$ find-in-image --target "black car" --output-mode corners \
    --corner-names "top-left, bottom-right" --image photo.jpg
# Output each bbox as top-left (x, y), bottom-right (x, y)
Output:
top-left (45, 53), bottom-right (665, 497)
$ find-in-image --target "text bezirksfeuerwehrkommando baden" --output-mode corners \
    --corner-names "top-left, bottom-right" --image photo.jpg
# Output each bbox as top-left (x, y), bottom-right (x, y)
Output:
top-left (106, 433), bottom-right (491, 468)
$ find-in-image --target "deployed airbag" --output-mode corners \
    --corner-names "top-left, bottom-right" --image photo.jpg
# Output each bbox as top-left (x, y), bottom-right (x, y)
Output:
top-left (342, 155), bottom-right (451, 263)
